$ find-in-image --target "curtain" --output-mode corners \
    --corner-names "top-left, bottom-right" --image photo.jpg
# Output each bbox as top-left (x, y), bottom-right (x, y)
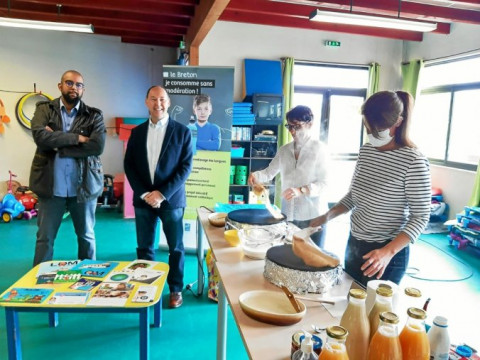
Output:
top-left (402, 59), bottom-right (424, 99)
top-left (468, 160), bottom-right (480, 207)
top-left (367, 62), bottom-right (380, 98)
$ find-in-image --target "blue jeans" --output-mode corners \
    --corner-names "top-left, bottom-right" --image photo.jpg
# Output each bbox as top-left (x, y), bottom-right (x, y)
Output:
top-left (134, 206), bottom-right (185, 293)
top-left (33, 196), bottom-right (97, 266)
top-left (344, 233), bottom-right (409, 287)
top-left (291, 219), bottom-right (327, 248)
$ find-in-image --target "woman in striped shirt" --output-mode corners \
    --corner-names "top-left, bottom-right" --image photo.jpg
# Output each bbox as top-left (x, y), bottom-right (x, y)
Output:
top-left (311, 91), bottom-right (431, 286)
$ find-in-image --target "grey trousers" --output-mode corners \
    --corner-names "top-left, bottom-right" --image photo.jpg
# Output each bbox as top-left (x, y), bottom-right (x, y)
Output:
top-left (33, 196), bottom-right (97, 266)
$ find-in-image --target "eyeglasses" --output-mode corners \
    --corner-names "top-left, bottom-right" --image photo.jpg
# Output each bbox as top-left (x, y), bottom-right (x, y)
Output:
top-left (284, 122), bottom-right (309, 131)
top-left (64, 80), bottom-right (85, 90)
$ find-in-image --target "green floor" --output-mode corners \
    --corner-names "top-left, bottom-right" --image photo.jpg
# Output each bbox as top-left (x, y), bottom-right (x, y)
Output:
top-left (0, 211), bottom-right (249, 360)
top-left (1, 211), bottom-right (480, 359)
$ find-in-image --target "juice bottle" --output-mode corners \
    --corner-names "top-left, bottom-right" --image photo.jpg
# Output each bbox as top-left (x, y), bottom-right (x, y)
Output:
top-left (399, 307), bottom-right (430, 360)
top-left (399, 287), bottom-right (422, 327)
top-left (340, 289), bottom-right (370, 360)
top-left (368, 286), bottom-right (393, 341)
top-left (319, 326), bottom-right (349, 360)
top-left (367, 311), bottom-right (402, 360)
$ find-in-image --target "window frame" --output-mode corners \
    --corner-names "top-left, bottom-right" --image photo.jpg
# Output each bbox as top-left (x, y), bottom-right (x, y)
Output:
top-left (293, 62), bottom-right (368, 160)
top-left (419, 68), bottom-right (480, 171)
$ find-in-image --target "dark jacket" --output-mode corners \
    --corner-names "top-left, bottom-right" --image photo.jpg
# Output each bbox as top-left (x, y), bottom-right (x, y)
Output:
top-left (29, 98), bottom-right (106, 201)
top-left (124, 117), bottom-right (193, 209)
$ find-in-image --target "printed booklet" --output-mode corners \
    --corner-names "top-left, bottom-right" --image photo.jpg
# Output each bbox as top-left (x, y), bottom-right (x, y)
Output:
top-left (69, 278), bottom-right (102, 291)
top-left (36, 273), bottom-right (56, 285)
top-left (106, 271), bottom-right (133, 283)
top-left (36, 260), bottom-right (81, 277)
top-left (132, 285), bottom-right (157, 303)
top-left (48, 292), bottom-right (89, 305)
top-left (0, 288), bottom-right (53, 304)
top-left (54, 270), bottom-right (82, 283)
top-left (71, 260), bottom-right (119, 278)
top-left (87, 282), bottom-right (134, 307)
top-left (123, 260), bottom-right (158, 272)
top-left (130, 268), bottom-right (165, 284)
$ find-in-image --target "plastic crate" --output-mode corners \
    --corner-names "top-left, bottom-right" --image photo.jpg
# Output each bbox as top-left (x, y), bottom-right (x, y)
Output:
top-left (231, 147), bottom-right (245, 158)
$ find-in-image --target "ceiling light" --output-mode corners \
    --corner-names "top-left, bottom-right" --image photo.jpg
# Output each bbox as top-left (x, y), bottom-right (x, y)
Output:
top-left (309, 9), bottom-right (437, 32)
top-left (0, 17), bottom-right (94, 33)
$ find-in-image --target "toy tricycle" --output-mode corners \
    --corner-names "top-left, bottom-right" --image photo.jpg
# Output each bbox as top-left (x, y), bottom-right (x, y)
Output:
top-left (0, 171), bottom-right (26, 223)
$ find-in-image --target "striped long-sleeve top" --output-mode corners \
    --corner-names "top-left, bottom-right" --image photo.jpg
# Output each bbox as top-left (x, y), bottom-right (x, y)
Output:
top-left (339, 143), bottom-right (431, 243)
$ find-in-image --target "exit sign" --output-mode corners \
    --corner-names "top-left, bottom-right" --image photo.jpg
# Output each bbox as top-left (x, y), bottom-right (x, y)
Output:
top-left (325, 40), bottom-right (341, 47)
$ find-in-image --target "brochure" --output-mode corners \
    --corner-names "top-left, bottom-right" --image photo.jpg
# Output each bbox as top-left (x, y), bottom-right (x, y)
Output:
top-left (106, 271), bottom-right (133, 283)
top-left (48, 292), bottom-right (89, 305)
top-left (36, 273), bottom-right (56, 285)
top-left (69, 278), bottom-right (102, 291)
top-left (36, 260), bottom-right (81, 277)
top-left (87, 282), bottom-right (134, 307)
top-left (123, 259), bottom-right (158, 272)
top-left (130, 268), bottom-right (164, 284)
top-left (132, 285), bottom-right (157, 303)
top-left (71, 260), bottom-right (119, 278)
top-left (54, 270), bottom-right (82, 283)
top-left (0, 288), bottom-right (53, 304)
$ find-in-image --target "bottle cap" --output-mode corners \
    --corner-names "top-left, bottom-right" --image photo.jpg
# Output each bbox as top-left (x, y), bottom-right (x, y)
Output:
top-left (407, 307), bottom-right (427, 320)
top-left (376, 286), bottom-right (393, 297)
top-left (456, 345), bottom-right (472, 357)
top-left (404, 287), bottom-right (422, 297)
top-left (326, 326), bottom-right (348, 340)
top-left (433, 316), bottom-right (448, 327)
top-left (349, 288), bottom-right (367, 299)
top-left (379, 311), bottom-right (399, 324)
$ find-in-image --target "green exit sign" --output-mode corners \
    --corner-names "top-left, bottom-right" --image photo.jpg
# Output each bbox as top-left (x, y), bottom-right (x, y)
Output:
top-left (325, 40), bottom-right (341, 47)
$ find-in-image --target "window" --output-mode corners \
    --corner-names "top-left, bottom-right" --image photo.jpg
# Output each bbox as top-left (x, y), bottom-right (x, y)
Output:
top-left (292, 62), bottom-right (369, 157)
top-left (412, 56), bottom-right (480, 170)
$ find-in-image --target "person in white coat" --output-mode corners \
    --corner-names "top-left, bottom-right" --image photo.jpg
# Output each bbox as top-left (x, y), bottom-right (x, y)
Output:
top-left (248, 105), bottom-right (330, 247)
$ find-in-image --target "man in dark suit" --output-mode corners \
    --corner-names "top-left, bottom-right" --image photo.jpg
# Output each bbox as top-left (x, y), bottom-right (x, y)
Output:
top-left (124, 85), bottom-right (193, 308)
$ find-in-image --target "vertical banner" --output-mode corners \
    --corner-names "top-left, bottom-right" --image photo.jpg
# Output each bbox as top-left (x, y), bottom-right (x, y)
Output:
top-left (162, 66), bottom-right (234, 222)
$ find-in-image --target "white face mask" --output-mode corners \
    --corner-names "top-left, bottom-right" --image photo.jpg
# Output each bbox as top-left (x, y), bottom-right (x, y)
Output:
top-left (367, 129), bottom-right (393, 147)
top-left (293, 128), bottom-right (311, 145)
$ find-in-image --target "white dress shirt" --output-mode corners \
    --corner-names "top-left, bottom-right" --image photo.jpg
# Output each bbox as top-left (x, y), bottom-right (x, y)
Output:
top-left (147, 115), bottom-right (168, 183)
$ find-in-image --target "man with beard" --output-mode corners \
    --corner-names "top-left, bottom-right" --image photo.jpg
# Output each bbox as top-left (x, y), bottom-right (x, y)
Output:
top-left (124, 85), bottom-right (193, 308)
top-left (248, 105), bottom-right (330, 247)
top-left (30, 70), bottom-right (106, 266)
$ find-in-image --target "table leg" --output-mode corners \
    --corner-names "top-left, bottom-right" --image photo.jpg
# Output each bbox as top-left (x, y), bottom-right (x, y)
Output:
top-left (5, 308), bottom-right (22, 360)
top-left (140, 307), bottom-right (150, 360)
top-left (217, 280), bottom-right (227, 360)
top-left (153, 297), bottom-right (162, 327)
top-left (48, 311), bottom-right (58, 327)
top-left (196, 216), bottom-right (205, 296)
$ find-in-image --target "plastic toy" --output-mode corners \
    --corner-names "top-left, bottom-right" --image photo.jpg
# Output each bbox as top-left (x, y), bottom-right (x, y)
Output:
top-left (97, 174), bottom-right (122, 211)
top-left (1, 171), bottom-right (25, 222)
top-left (15, 186), bottom-right (38, 211)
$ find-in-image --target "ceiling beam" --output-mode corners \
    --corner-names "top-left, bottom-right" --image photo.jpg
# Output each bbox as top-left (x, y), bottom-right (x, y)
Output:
top-left (13, 0), bottom-right (195, 18)
top-left (185, 0), bottom-right (231, 65)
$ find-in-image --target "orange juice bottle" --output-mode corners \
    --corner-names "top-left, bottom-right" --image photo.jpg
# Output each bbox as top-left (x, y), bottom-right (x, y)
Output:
top-left (399, 307), bottom-right (430, 360)
top-left (368, 311), bottom-right (402, 360)
top-left (368, 286), bottom-right (393, 342)
top-left (319, 326), bottom-right (349, 360)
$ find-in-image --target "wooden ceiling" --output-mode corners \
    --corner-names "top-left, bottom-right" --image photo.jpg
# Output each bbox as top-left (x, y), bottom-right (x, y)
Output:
top-left (1, 0), bottom-right (480, 48)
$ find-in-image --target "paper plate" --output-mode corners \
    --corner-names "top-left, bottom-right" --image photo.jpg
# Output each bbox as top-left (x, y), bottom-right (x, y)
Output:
top-left (239, 290), bottom-right (306, 325)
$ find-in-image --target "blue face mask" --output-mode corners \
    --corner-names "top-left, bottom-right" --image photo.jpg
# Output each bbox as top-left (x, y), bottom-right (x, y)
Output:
top-left (367, 128), bottom-right (393, 147)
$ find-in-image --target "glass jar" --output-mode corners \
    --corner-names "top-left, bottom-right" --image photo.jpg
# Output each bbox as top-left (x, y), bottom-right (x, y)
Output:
top-left (368, 286), bottom-right (393, 341)
top-left (368, 311), bottom-right (402, 360)
top-left (340, 289), bottom-right (370, 360)
top-left (319, 325), bottom-right (349, 360)
top-left (399, 287), bottom-right (422, 327)
top-left (399, 307), bottom-right (430, 360)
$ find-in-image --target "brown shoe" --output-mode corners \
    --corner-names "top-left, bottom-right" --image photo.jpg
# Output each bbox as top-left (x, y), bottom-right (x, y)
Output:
top-left (169, 292), bottom-right (183, 308)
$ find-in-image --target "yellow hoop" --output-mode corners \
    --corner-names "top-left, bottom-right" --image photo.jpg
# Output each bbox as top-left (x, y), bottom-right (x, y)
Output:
top-left (16, 92), bottom-right (54, 129)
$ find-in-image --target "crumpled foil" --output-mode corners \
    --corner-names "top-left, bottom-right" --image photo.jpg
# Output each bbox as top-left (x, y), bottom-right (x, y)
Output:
top-left (264, 258), bottom-right (344, 294)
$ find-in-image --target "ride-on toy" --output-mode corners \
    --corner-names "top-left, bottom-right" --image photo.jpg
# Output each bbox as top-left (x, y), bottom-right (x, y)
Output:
top-left (0, 171), bottom-right (25, 222)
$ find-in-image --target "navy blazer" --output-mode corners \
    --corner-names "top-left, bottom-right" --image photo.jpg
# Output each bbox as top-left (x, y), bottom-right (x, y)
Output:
top-left (124, 117), bottom-right (193, 209)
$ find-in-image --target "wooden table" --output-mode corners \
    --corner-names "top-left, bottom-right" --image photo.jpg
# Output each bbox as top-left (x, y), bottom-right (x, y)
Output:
top-left (0, 261), bottom-right (169, 360)
top-left (196, 207), bottom-right (354, 360)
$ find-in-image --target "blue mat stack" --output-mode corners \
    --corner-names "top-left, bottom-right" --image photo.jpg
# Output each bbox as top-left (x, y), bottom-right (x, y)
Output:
top-left (233, 102), bottom-right (255, 125)
top-left (448, 206), bottom-right (480, 252)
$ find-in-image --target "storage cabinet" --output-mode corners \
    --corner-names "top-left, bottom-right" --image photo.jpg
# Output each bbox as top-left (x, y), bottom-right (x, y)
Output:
top-left (230, 124), bottom-right (279, 204)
